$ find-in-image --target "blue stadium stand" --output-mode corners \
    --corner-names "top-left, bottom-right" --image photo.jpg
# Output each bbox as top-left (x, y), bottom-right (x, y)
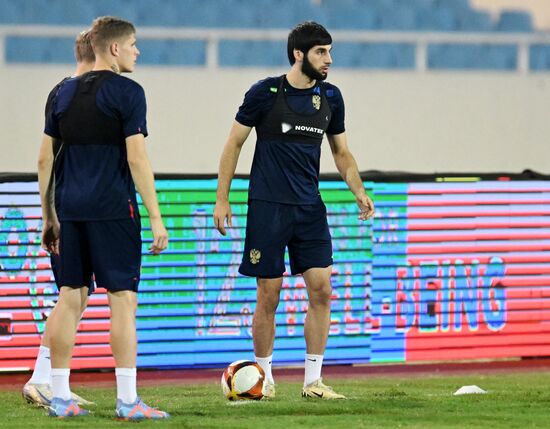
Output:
top-left (322, 3), bottom-right (379, 30)
top-left (336, 42), bottom-right (415, 69)
top-left (416, 7), bottom-right (458, 31)
top-left (496, 10), bottom-right (533, 32)
top-left (6, 36), bottom-right (75, 63)
top-left (529, 45), bottom-right (550, 71)
top-left (457, 10), bottom-right (493, 32)
top-left (218, 40), bottom-right (287, 67)
top-left (379, 6), bottom-right (417, 31)
top-left (428, 43), bottom-right (517, 70)
top-left (138, 39), bottom-right (207, 66)
top-left (0, 0), bottom-right (543, 71)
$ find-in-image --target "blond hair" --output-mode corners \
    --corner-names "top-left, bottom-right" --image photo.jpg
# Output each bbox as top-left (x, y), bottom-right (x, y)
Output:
top-left (90, 16), bottom-right (135, 54)
top-left (74, 30), bottom-right (95, 63)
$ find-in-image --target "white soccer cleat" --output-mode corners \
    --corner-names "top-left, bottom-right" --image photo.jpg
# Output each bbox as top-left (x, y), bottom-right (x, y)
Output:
top-left (22, 383), bottom-right (53, 408)
top-left (262, 381), bottom-right (276, 399)
top-left (70, 390), bottom-right (95, 407)
top-left (23, 383), bottom-right (95, 408)
top-left (302, 378), bottom-right (346, 400)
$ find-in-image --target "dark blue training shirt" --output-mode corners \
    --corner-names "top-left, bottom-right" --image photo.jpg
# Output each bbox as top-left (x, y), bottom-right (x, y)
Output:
top-left (44, 71), bottom-right (147, 221)
top-left (45, 77), bottom-right (70, 157)
top-left (236, 76), bottom-right (345, 205)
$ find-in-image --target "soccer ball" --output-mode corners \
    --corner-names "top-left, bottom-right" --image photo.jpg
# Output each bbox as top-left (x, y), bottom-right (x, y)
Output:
top-left (221, 360), bottom-right (265, 401)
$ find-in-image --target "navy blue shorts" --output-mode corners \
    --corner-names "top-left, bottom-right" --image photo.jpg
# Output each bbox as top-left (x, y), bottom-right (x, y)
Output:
top-left (57, 219), bottom-right (141, 292)
top-left (239, 200), bottom-right (333, 278)
top-left (51, 254), bottom-right (94, 295)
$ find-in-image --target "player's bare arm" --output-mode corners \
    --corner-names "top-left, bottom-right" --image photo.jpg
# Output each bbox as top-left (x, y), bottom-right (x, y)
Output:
top-left (327, 132), bottom-right (374, 220)
top-left (37, 134), bottom-right (60, 254)
top-left (214, 121), bottom-right (252, 236)
top-left (126, 134), bottom-right (168, 254)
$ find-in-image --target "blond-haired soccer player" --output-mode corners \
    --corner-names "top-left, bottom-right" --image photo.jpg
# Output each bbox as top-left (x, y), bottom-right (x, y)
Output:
top-left (24, 30), bottom-right (96, 409)
top-left (38, 16), bottom-right (169, 419)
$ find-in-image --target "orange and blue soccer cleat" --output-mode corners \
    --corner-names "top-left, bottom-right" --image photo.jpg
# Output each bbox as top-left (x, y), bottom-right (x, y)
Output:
top-left (48, 397), bottom-right (90, 417)
top-left (115, 397), bottom-right (170, 421)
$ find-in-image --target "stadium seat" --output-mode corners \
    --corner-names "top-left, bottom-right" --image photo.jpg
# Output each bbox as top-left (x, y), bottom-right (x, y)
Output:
top-left (293, 2), bottom-right (329, 28)
top-left (218, 40), bottom-right (287, 67)
top-left (496, 10), bottom-right (533, 33)
top-left (175, 0), bottom-right (259, 28)
top-left (393, 0), bottom-right (433, 8)
top-left (93, 0), bottom-right (140, 24)
top-left (135, 0), bottom-right (191, 27)
top-left (212, 1), bottom-right (258, 28)
top-left (6, 36), bottom-right (74, 63)
top-left (0, 0), bottom-right (539, 71)
top-left (59, 2), bottom-right (98, 26)
top-left (1, 0), bottom-right (56, 24)
top-left (428, 44), bottom-right (475, 69)
top-left (318, 0), bottom-right (365, 8)
top-left (416, 7), bottom-right (458, 31)
top-left (335, 42), bottom-right (415, 69)
top-left (248, 0), bottom-right (326, 29)
top-left (0, 0), bottom-right (137, 25)
top-left (378, 6), bottom-right (417, 31)
top-left (0, 1), bottom-right (19, 24)
top-left (137, 39), bottom-right (206, 66)
top-left (322, 4), bottom-right (379, 30)
top-left (483, 45), bottom-right (517, 69)
top-left (457, 10), bottom-right (493, 32)
top-left (434, 0), bottom-right (470, 12)
top-left (529, 45), bottom-right (550, 71)
top-left (428, 43), bottom-right (516, 70)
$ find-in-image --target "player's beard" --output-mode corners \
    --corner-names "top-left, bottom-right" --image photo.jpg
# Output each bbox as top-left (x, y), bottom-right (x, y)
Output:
top-left (301, 54), bottom-right (327, 81)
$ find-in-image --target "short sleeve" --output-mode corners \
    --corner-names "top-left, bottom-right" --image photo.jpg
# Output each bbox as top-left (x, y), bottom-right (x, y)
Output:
top-left (44, 85), bottom-right (58, 117)
top-left (44, 101), bottom-right (61, 139)
top-left (325, 84), bottom-right (345, 136)
top-left (43, 84), bottom-right (64, 138)
top-left (235, 78), bottom-right (277, 128)
top-left (121, 82), bottom-right (148, 138)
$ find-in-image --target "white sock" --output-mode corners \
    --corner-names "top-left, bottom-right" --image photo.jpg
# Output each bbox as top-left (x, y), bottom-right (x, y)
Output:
top-left (304, 354), bottom-right (324, 387)
top-left (28, 346), bottom-right (51, 384)
top-left (116, 368), bottom-right (137, 404)
top-left (51, 368), bottom-right (71, 400)
top-left (255, 355), bottom-right (274, 384)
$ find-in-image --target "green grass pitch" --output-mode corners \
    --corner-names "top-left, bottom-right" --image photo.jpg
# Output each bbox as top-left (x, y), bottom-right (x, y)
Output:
top-left (2, 371), bottom-right (550, 428)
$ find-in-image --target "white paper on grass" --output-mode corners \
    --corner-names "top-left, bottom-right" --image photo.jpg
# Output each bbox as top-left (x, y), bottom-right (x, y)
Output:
top-left (453, 385), bottom-right (488, 395)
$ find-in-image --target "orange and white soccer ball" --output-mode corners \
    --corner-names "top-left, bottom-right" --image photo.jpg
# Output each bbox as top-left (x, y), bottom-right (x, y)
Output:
top-left (221, 360), bottom-right (265, 401)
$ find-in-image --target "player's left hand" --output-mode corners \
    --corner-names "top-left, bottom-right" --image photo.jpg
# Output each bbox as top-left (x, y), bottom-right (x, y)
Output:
top-left (149, 217), bottom-right (168, 254)
top-left (357, 194), bottom-right (375, 220)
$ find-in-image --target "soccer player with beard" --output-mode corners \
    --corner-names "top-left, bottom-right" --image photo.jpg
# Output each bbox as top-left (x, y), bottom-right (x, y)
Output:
top-left (214, 21), bottom-right (374, 399)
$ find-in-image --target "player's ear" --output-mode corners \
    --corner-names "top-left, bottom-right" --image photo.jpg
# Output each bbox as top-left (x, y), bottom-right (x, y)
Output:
top-left (110, 41), bottom-right (119, 57)
top-left (294, 48), bottom-right (303, 63)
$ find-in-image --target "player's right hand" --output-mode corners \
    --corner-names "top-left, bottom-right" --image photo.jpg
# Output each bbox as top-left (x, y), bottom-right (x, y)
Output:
top-left (41, 219), bottom-right (60, 255)
top-left (213, 200), bottom-right (232, 236)
top-left (149, 218), bottom-right (168, 255)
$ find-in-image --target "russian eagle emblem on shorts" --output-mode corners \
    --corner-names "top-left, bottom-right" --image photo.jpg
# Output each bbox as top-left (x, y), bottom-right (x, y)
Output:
top-left (250, 249), bottom-right (261, 264)
top-left (312, 94), bottom-right (321, 110)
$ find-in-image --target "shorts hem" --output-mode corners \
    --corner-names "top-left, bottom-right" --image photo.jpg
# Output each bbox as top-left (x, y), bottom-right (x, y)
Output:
top-left (96, 278), bottom-right (140, 293)
top-left (238, 267), bottom-right (285, 279)
top-left (290, 261), bottom-right (333, 276)
top-left (57, 284), bottom-right (90, 290)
